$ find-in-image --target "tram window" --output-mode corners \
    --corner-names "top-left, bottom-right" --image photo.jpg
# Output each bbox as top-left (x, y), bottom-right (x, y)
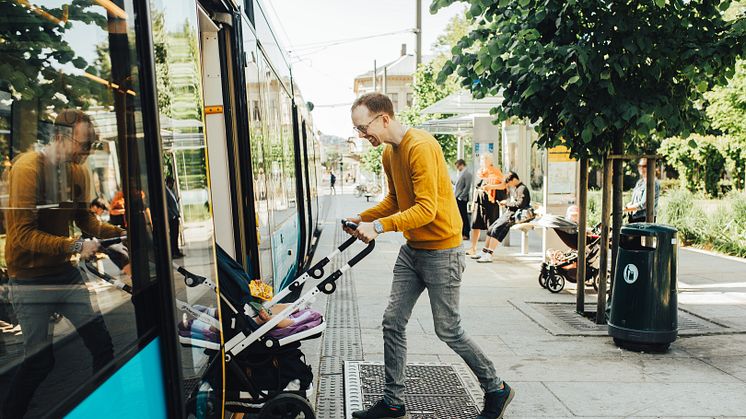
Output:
top-left (150, 0), bottom-right (224, 405)
top-left (281, 94), bottom-right (296, 210)
top-left (244, 34), bottom-right (274, 284)
top-left (0, 1), bottom-right (164, 417)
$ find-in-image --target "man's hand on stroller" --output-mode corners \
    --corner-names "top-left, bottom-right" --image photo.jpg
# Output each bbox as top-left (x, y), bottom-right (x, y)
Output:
top-left (353, 222), bottom-right (378, 244)
top-left (343, 216), bottom-right (361, 235)
top-left (79, 238), bottom-right (101, 259)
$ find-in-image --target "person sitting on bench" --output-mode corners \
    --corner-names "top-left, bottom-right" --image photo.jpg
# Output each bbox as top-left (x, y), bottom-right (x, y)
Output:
top-left (475, 171), bottom-right (531, 263)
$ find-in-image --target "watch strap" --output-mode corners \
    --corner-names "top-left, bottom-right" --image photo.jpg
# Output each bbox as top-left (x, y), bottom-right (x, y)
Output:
top-left (373, 220), bottom-right (384, 234)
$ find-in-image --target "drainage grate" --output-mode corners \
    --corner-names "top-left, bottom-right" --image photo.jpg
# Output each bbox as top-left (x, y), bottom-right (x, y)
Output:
top-left (516, 301), bottom-right (737, 336)
top-left (345, 362), bottom-right (483, 419)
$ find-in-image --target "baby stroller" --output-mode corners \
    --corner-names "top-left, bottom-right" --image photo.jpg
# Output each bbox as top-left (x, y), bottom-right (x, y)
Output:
top-left (535, 214), bottom-right (602, 293)
top-left (84, 222), bottom-right (374, 418)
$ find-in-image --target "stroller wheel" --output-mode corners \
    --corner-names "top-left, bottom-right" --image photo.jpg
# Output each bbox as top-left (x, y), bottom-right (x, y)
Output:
top-left (538, 272), bottom-right (548, 288)
top-left (546, 274), bottom-right (565, 293)
top-left (258, 392), bottom-right (315, 419)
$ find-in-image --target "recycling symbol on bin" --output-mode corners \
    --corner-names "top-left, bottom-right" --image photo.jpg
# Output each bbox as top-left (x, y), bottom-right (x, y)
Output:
top-left (623, 264), bottom-right (639, 284)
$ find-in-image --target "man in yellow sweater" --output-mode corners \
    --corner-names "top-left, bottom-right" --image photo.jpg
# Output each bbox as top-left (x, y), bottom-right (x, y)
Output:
top-left (346, 93), bottom-right (514, 419)
top-left (2, 109), bottom-right (123, 418)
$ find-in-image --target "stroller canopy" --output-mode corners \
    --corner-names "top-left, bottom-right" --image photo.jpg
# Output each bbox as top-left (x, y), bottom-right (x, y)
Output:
top-left (534, 214), bottom-right (578, 233)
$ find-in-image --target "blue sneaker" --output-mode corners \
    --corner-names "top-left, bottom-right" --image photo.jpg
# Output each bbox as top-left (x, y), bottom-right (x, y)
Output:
top-left (352, 399), bottom-right (408, 419)
top-left (478, 382), bottom-right (515, 419)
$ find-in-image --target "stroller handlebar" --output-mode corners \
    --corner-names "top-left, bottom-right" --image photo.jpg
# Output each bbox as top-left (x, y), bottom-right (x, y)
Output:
top-left (341, 219), bottom-right (358, 231)
top-left (98, 236), bottom-right (127, 248)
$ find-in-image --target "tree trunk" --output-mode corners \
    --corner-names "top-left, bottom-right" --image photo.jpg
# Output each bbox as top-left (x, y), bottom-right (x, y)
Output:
top-left (596, 156), bottom-right (611, 324)
top-left (646, 157), bottom-right (656, 223)
top-left (610, 135), bottom-right (624, 304)
top-left (576, 158), bottom-right (588, 314)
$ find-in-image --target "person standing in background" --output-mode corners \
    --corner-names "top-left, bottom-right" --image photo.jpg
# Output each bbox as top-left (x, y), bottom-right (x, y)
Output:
top-left (454, 159), bottom-right (473, 240)
top-left (466, 153), bottom-right (505, 257)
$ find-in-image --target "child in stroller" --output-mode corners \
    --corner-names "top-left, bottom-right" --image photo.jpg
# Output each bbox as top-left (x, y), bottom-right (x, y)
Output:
top-left (81, 222), bottom-right (373, 418)
top-left (535, 211), bottom-right (603, 293)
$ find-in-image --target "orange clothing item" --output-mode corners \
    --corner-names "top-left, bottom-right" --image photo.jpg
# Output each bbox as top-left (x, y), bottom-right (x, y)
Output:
top-left (4, 151), bottom-right (124, 278)
top-left (359, 128), bottom-right (462, 250)
top-left (477, 165), bottom-right (504, 202)
top-left (110, 190), bottom-right (125, 215)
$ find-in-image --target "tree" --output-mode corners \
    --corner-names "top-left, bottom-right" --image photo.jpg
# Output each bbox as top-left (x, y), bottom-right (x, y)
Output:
top-left (433, 0), bottom-right (746, 160)
top-left (361, 145), bottom-right (383, 177)
top-left (0, 1), bottom-right (109, 110)
top-left (398, 63), bottom-right (460, 163)
top-left (395, 14), bottom-right (471, 165)
top-left (660, 135), bottom-right (727, 197)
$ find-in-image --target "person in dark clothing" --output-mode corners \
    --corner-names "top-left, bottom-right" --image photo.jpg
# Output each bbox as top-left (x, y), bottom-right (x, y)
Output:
top-left (165, 176), bottom-right (184, 258)
top-left (453, 159), bottom-right (473, 240)
top-left (330, 171), bottom-right (336, 195)
top-left (476, 172), bottom-right (531, 263)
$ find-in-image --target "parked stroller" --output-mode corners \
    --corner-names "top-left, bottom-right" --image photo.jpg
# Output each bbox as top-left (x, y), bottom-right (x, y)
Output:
top-left (535, 214), bottom-right (603, 293)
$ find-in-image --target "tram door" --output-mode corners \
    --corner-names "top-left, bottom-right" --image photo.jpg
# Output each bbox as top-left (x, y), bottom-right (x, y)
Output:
top-left (197, 6), bottom-right (237, 259)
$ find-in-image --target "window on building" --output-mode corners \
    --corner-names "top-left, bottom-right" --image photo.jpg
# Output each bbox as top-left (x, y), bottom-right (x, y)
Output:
top-left (406, 92), bottom-right (413, 108)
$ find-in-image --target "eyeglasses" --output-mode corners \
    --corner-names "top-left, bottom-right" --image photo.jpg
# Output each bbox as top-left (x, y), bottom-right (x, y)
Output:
top-left (353, 114), bottom-right (383, 135)
top-left (63, 134), bottom-right (100, 152)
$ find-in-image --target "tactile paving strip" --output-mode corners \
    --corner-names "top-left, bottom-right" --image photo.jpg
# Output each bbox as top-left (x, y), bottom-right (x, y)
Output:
top-left (526, 302), bottom-right (733, 335)
top-left (316, 225), bottom-right (364, 418)
top-left (345, 362), bottom-right (483, 419)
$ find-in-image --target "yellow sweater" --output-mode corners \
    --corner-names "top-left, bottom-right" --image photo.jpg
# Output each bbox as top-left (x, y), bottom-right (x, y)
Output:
top-left (5, 151), bottom-right (124, 278)
top-left (360, 128), bottom-right (462, 250)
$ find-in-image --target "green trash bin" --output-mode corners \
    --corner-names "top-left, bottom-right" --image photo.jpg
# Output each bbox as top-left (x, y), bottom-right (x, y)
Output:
top-left (608, 223), bottom-right (678, 352)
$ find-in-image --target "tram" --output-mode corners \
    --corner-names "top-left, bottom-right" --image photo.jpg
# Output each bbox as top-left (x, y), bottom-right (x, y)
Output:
top-left (0, 0), bottom-right (325, 417)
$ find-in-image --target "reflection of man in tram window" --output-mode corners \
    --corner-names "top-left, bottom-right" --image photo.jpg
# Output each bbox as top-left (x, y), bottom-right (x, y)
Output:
top-left (1, 109), bottom-right (125, 419)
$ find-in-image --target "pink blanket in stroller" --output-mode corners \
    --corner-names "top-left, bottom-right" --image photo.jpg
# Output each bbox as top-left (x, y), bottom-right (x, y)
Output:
top-left (267, 309), bottom-right (323, 339)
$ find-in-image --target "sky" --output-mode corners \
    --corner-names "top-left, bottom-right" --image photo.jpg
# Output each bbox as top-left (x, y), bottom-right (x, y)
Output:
top-left (266, 0), bottom-right (467, 138)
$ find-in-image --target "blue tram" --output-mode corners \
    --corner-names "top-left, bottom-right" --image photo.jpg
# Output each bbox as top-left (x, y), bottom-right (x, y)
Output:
top-left (0, 0), bottom-right (325, 417)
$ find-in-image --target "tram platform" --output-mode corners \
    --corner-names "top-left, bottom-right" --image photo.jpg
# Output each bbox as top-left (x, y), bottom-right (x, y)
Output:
top-left (306, 193), bottom-right (746, 418)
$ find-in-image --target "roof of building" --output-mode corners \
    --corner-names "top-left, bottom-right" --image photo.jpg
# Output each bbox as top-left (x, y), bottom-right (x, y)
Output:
top-left (354, 54), bottom-right (435, 79)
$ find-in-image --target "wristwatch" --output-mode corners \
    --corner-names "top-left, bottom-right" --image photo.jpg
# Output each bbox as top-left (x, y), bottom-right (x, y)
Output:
top-left (69, 238), bottom-right (84, 254)
top-left (373, 220), bottom-right (385, 234)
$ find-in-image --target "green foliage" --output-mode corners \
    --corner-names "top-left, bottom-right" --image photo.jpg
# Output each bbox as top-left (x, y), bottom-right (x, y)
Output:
top-left (658, 188), bottom-right (708, 244)
top-left (705, 60), bottom-right (746, 141)
top-left (659, 189), bottom-right (746, 257)
top-left (660, 135), bottom-right (727, 197)
top-left (432, 0), bottom-right (746, 160)
top-left (719, 140), bottom-right (746, 190)
top-left (361, 145), bottom-right (383, 177)
top-left (0, 1), bottom-right (109, 109)
top-left (397, 14), bottom-right (470, 165)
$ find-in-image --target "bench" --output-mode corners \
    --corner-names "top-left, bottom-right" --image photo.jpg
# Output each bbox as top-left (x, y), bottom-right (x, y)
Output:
top-left (511, 223), bottom-right (535, 255)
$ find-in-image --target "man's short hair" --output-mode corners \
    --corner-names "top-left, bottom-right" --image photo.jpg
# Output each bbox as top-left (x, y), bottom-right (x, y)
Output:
top-left (351, 93), bottom-right (395, 117)
top-left (90, 197), bottom-right (108, 211)
top-left (455, 159), bottom-right (466, 167)
top-left (54, 109), bottom-right (97, 143)
top-left (505, 171), bottom-right (520, 182)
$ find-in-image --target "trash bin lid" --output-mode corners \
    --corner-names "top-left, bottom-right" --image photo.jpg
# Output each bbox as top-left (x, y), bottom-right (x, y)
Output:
top-left (621, 223), bottom-right (677, 237)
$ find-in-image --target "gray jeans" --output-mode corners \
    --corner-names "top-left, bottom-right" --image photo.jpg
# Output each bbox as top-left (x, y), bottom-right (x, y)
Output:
top-left (383, 244), bottom-right (501, 406)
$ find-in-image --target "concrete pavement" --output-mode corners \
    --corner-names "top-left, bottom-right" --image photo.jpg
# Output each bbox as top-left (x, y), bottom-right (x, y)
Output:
top-left (309, 193), bottom-right (746, 418)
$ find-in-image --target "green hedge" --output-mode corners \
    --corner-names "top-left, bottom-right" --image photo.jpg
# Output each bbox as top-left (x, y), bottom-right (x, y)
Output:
top-left (658, 189), bottom-right (746, 258)
top-left (584, 188), bottom-right (746, 258)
